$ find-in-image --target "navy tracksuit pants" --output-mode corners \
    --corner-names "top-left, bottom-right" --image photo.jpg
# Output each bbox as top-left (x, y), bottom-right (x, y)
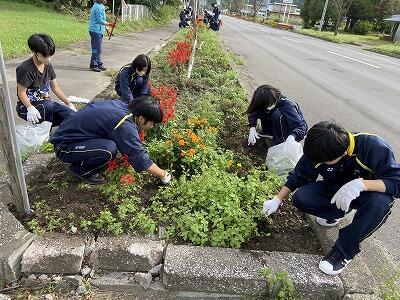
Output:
top-left (292, 181), bottom-right (393, 260)
top-left (16, 100), bottom-right (74, 127)
top-left (89, 31), bottom-right (103, 68)
top-left (260, 110), bottom-right (287, 145)
top-left (54, 139), bottom-right (117, 176)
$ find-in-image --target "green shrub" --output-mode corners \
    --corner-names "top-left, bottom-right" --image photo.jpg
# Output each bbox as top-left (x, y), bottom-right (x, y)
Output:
top-left (151, 167), bottom-right (283, 248)
top-left (353, 20), bottom-right (374, 35)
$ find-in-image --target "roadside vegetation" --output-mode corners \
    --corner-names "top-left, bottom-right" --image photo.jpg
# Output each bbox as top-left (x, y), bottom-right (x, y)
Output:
top-left (0, 0), bottom-right (177, 60)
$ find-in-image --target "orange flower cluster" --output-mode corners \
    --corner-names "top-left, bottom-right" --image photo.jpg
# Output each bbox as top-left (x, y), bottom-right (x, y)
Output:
top-left (120, 173), bottom-right (135, 185)
top-left (150, 84), bottom-right (177, 123)
top-left (165, 117), bottom-right (217, 160)
top-left (167, 41), bottom-right (191, 68)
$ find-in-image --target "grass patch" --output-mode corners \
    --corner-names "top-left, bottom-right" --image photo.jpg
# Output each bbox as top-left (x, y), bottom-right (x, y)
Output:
top-left (296, 28), bottom-right (392, 47)
top-left (0, 0), bottom-right (88, 59)
top-left (368, 43), bottom-right (400, 59)
top-left (0, 0), bottom-right (177, 60)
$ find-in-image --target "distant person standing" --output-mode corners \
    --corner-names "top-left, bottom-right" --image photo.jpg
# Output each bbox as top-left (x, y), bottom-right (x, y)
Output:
top-left (88, 0), bottom-right (115, 72)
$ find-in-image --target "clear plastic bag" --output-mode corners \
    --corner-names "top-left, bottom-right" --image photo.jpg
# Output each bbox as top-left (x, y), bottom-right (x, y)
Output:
top-left (15, 121), bottom-right (52, 157)
top-left (265, 140), bottom-right (303, 175)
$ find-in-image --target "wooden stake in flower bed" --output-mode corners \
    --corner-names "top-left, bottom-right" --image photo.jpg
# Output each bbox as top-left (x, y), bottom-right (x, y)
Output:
top-left (0, 44), bottom-right (31, 216)
top-left (187, 30), bottom-right (198, 79)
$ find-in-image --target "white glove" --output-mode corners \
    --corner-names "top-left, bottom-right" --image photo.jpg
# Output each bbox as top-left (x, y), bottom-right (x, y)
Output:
top-left (248, 127), bottom-right (260, 145)
top-left (331, 178), bottom-right (366, 212)
top-left (26, 106), bottom-right (42, 125)
top-left (161, 171), bottom-right (172, 184)
top-left (263, 196), bottom-right (282, 217)
top-left (286, 135), bottom-right (295, 142)
top-left (68, 102), bottom-right (77, 112)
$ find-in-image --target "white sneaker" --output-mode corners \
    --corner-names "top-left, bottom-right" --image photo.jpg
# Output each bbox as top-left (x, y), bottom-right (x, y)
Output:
top-left (315, 217), bottom-right (343, 227)
top-left (319, 246), bottom-right (352, 275)
top-left (316, 210), bottom-right (356, 227)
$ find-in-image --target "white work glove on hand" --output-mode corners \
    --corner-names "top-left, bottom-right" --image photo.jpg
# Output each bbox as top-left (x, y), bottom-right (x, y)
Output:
top-left (68, 102), bottom-right (77, 112)
top-left (248, 127), bottom-right (260, 146)
top-left (331, 178), bottom-right (366, 212)
top-left (161, 171), bottom-right (172, 184)
top-left (263, 196), bottom-right (282, 217)
top-left (286, 135), bottom-right (295, 142)
top-left (26, 106), bottom-right (42, 125)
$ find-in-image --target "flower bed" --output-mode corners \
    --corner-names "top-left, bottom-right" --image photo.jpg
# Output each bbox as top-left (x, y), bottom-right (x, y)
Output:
top-left (16, 28), bottom-right (321, 254)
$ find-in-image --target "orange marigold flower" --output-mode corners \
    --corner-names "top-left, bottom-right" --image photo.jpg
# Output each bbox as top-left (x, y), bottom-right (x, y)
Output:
top-left (199, 144), bottom-right (206, 150)
top-left (180, 152), bottom-right (185, 157)
top-left (187, 148), bottom-right (196, 157)
top-left (178, 139), bottom-right (186, 146)
top-left (166, 140), bottom-right (173, 146)
top-left (120, 173), bottom-right (135, 185)
top-left (191, 134), bottom-right (200, 143)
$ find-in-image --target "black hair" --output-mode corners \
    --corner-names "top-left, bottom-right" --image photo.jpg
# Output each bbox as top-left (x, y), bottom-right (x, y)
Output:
top-left (131, 54), bottom-right (151, 76)
top-left (303, 121), bottom-right (350, 163)
top-left (245, 85), bottom-right (281, 114)
top-left (27, 34), bottom-right (55, 57)
top-left (212, 2), bottom-right (217, 6)
top-left (128, 96), bottom-right (163, 124)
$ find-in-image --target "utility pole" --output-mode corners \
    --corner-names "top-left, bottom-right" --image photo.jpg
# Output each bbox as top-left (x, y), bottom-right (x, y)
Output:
top-left (0, 44), bottom-right (31, 217)
top-left (319, 0), bottom-right (329, 31)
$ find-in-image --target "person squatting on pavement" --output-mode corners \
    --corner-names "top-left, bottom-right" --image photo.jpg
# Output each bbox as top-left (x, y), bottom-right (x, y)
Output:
top-left (263, 121), bottom-right (400, 275)
top-left (115, 54), bottom-right (151, 104)
top-left (49, 96), bottom-right (172, 185)
top-left (88, 0), bottom-right (115, 72)
top-left (246, 85), bottom-right (308, 146)
top-left (16, 34), bottom-right (76, 126)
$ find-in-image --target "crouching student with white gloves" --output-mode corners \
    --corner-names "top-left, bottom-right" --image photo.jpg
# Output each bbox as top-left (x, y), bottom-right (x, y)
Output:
top-left (246, 85), bottom-right (308, 146)
top-left (263, 121), bottom-right (400, 275)
top-left (50, 96), bottom-right (171, 185)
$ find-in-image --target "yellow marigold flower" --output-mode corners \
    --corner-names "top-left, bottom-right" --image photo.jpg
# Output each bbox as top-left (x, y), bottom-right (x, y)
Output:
top-left (209, 127), bottom-right (217, 133)
top-left (227, 160), bottom-right (233, 167)
top-left (187, 148), bottom-right (196, 157)
top-left (178, 139), bottom-right (186, 146)
top-left (237, 163), bottom-right (242, 168)
top-left (166, 140), bottom-right (173, 145)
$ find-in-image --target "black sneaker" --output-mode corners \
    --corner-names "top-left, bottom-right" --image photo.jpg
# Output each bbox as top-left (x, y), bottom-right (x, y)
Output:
top-left (67, 167), bottom-right (105, 185)
top-left (98, 66), bottom-right (107, 71)
top-left (90, 67), bottom-right (101, 72)
top-left (319, 246), bottom-right (352, 275)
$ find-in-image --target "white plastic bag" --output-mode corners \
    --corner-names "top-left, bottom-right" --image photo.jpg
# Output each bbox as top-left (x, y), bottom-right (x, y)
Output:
top-left (15, 121), bottom-right (52, 157)
top-left (265, 139), bottom-right (303, 175)
top-left (68, 95), bottom-right (90, 104)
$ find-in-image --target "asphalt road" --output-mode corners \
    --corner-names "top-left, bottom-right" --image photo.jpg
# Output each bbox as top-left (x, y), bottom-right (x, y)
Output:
top-left (220, 16), bottom-right (400, 267)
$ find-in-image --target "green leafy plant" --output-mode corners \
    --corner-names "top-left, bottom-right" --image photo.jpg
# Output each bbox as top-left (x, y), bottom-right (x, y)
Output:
top-left (27, 218), bottom-right (43, 235)
top-left (151, 167), bottom-right (282, 248)
top-left (260, 268), bottom-right (297, 300)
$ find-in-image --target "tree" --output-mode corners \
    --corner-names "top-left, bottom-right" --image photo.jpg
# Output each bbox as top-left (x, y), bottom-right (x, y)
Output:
top-left (251, 0), bottom-right (266, 19)
top-left (301, 0), bottom-right (326, 28)
top-left (330, 0), bottom-right (353, 34)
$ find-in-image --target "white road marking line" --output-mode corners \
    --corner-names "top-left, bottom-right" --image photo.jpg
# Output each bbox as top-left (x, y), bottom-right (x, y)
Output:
top-left (260, 29), bottom-right (271, 33)
top-left (281, 36), bottom-right (303, 44)
top-left (327, 51), bottom-right (381, 69)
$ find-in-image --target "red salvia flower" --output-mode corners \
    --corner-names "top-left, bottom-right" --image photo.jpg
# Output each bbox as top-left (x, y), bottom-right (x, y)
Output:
top-left (107, 159), bottom-right (119, 172)
top-left (150, 84), bottom-right (177, 124)
top-left (139, 131), bottom-right (145, 142)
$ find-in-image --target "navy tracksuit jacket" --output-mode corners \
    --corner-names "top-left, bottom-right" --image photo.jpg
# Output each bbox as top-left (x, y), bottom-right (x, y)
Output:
top-left (247, 95), bottom-right (308, 144)
top-left (49, 100), bottom-right (152, 176)
top-left (115, 64), bottom-right (150, 104)
top-left (286, 132), bottom-right (400, 259)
